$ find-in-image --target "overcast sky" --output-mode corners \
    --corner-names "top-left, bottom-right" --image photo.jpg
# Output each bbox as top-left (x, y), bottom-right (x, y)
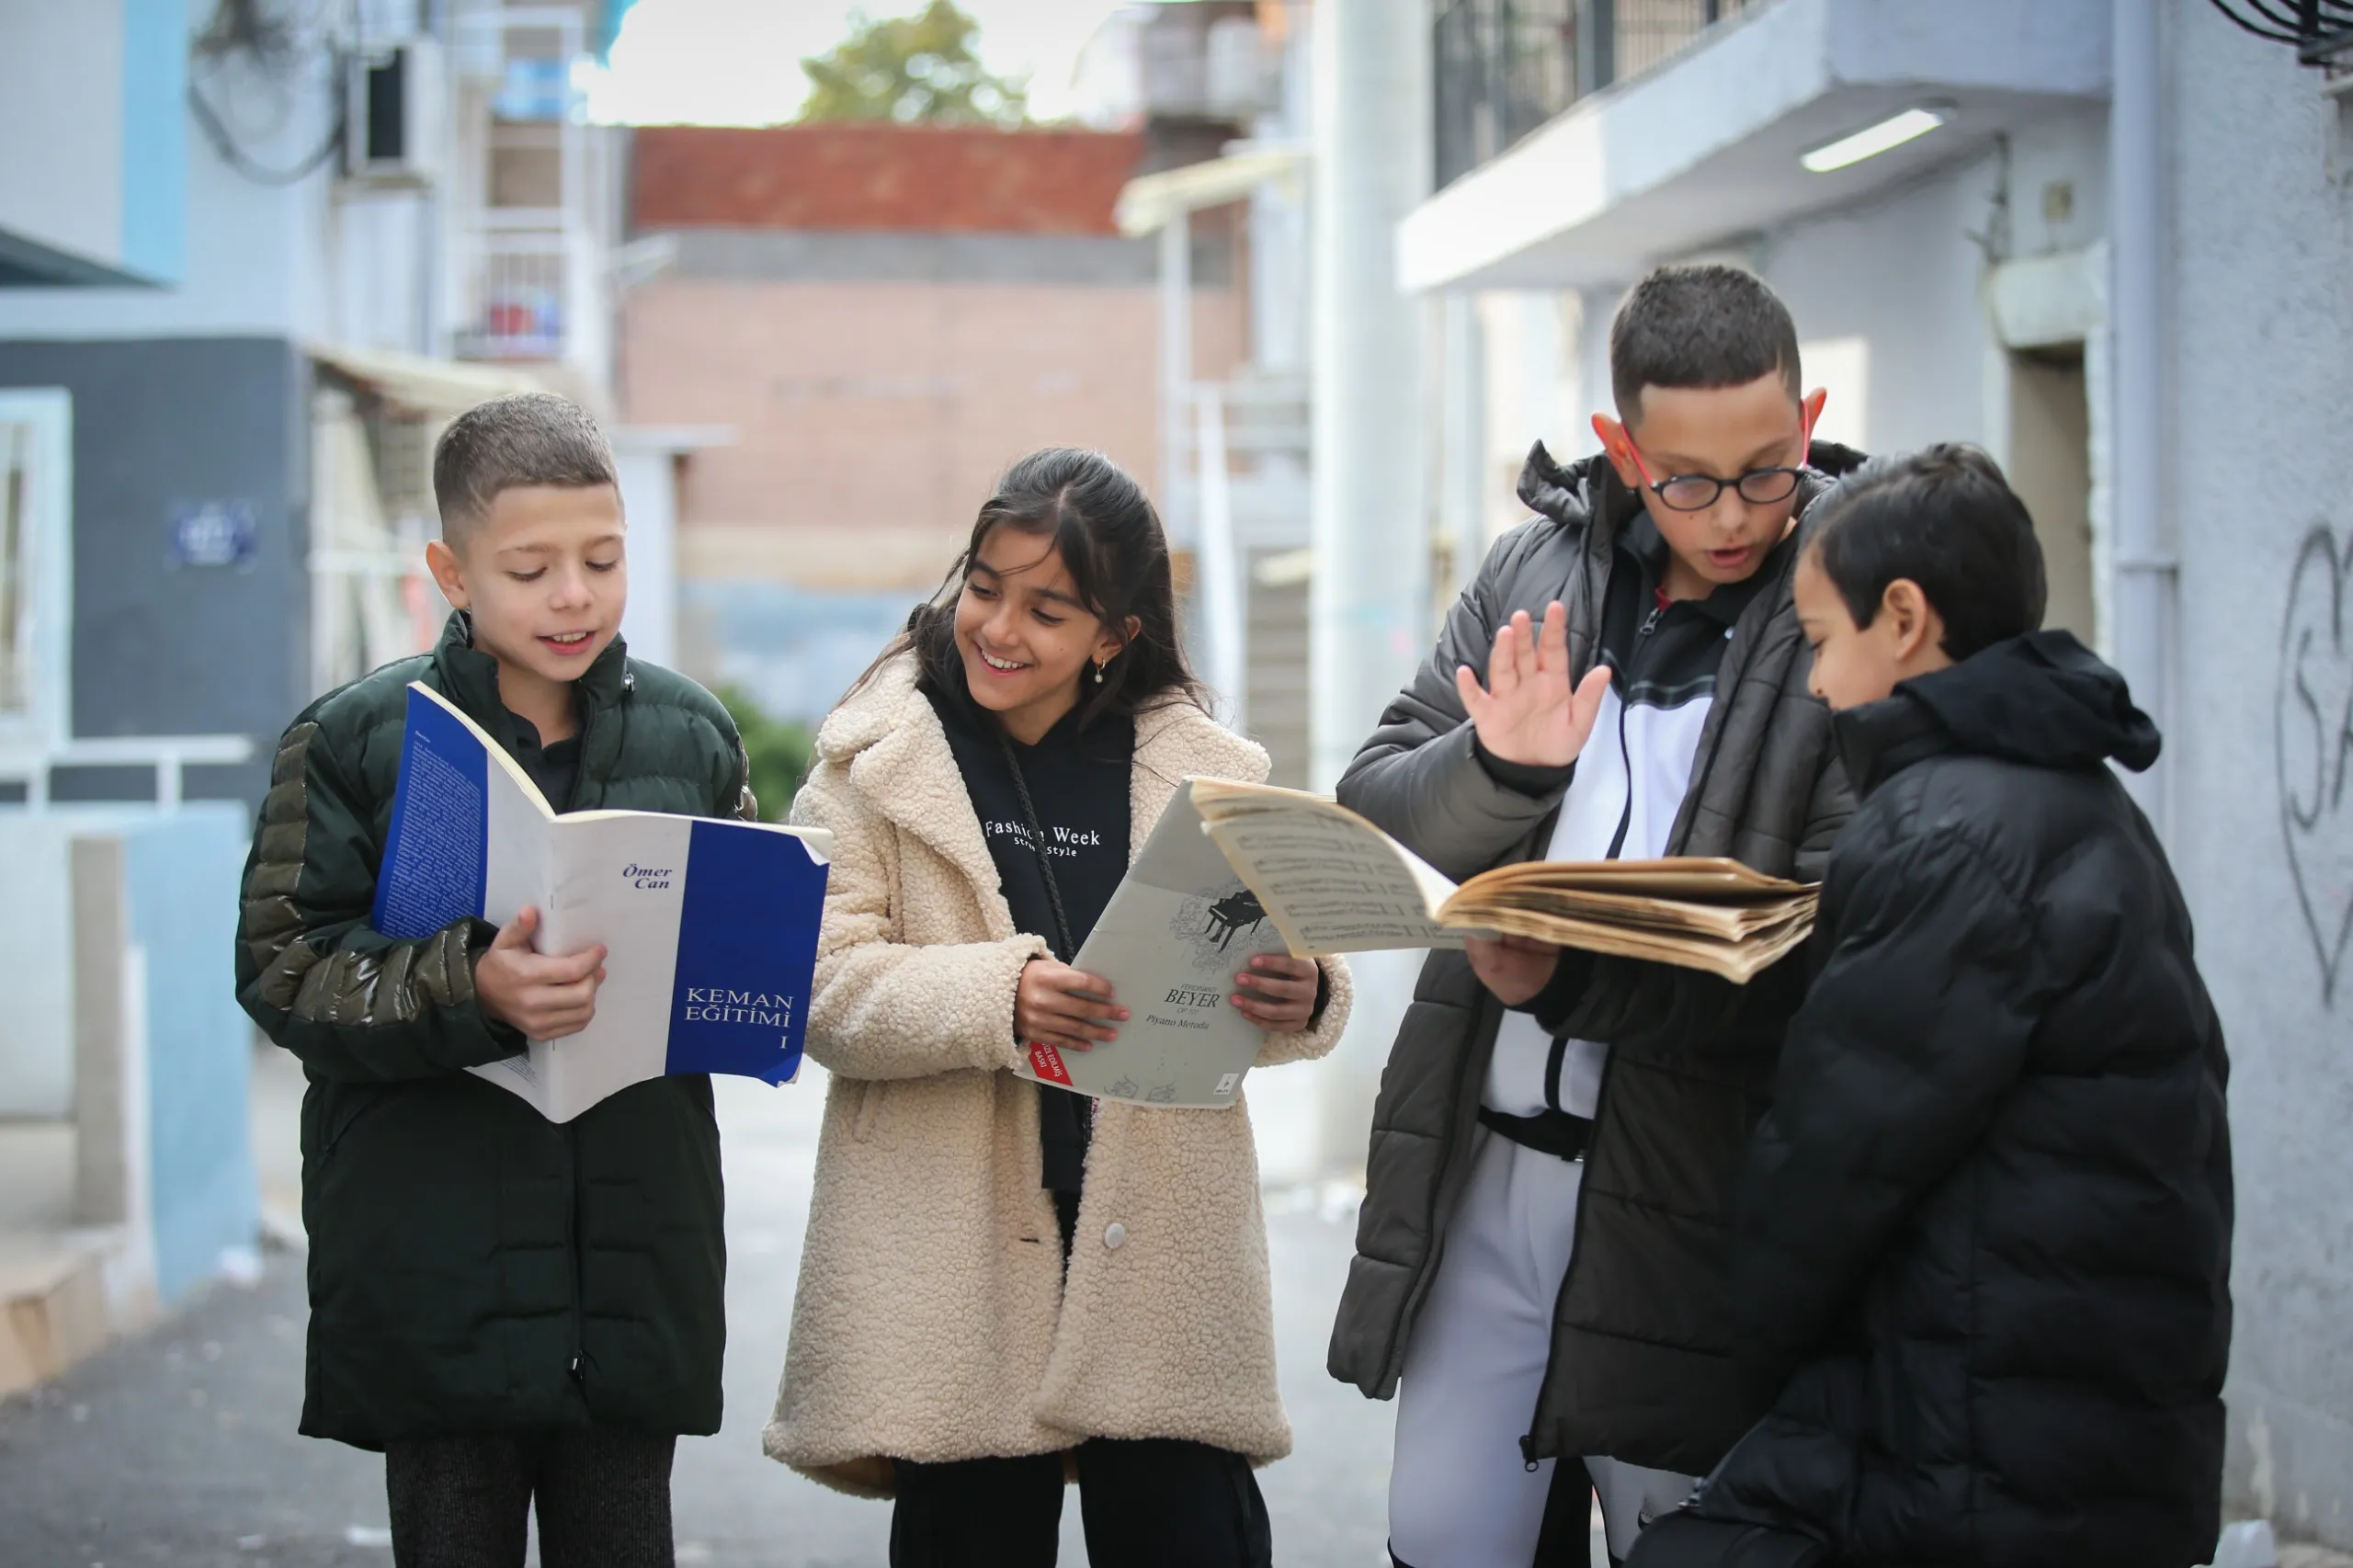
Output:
top-left (588, 0), bottom-right (1135, 126)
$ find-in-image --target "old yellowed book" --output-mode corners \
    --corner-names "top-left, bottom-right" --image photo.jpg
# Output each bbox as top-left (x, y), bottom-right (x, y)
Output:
top-left (1188, 778), bottom-right (1816, 984)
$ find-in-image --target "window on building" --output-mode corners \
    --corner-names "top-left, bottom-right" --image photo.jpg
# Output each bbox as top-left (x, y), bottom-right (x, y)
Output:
top-left (0, 421), bottom-right (26, 716)
top-left (0, 390), bottom-right (70, 748)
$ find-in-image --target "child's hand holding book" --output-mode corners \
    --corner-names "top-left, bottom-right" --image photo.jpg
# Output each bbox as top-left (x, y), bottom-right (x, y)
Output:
top-left (475, 904), bottom-right (608, 1040)
top-left (1017, 960), bottom-right (1127, 1054)
top-left (1464, 934), bottom-right (1562, 1006)
top-left (1231, 954), bottom-right (1320, 1032)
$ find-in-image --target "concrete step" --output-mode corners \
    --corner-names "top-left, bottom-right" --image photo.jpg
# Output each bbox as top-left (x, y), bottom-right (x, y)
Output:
top-left (0, 1228), bottom-right (121, 1398)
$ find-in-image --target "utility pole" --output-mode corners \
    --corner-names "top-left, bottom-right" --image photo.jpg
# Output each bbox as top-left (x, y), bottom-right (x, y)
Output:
top-left (2108, 0), bottom-right (2174, 837)
top-left (1309, 0), bottom-right (1431, 790)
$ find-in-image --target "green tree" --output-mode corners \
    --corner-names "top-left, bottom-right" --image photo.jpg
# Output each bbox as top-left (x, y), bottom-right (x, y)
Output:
top-left (797, 1), bottom-right (1029, 128)
top-left (711, 684), bottom-right (817, 824)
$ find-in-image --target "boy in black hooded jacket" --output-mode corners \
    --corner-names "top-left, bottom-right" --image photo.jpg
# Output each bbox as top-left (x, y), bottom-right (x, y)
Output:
top-left (1631, 445), bottom-right (2234, 1568)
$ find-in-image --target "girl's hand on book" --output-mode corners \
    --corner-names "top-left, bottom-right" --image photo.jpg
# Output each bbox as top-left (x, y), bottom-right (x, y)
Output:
top-left (1233, 954), bottom-right (1320, 1033)
top-left (1017, 960), bottom-right (1127, 1053)
top-left (475, 905), bottom-right (608, 1040)
top-left (1457, 601), bottom-right (1613, 767)
top-left (1465, 934), bottom-right (1561, 1007)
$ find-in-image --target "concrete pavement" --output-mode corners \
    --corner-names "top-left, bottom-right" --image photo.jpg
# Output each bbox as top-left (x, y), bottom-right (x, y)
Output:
top-left (0, 1060), bottom-right (1473, 1566)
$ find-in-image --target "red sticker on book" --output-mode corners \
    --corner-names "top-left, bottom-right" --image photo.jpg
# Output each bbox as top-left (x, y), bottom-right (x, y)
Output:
top-left (1028, 1041), bottom-right (1073, 1086)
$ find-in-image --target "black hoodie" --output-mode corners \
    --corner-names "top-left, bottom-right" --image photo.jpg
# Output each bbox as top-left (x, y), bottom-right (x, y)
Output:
top-left (1688, 631), bottom-right (2234, 1568)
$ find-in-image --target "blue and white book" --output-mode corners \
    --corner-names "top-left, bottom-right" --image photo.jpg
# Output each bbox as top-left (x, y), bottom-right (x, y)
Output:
top-left (371, 681), bottom-right (834, 1123)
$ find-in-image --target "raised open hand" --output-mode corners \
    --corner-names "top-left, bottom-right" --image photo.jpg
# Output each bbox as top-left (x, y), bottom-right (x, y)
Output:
top-left (1454, 601), bottom-right (1614, 768)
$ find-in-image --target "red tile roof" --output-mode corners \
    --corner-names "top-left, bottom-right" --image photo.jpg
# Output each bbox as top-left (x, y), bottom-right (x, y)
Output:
top-left (630, 123), bottom-right (1148, 236)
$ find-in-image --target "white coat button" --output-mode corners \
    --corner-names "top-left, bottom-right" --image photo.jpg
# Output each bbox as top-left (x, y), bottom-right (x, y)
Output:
top-left (1103, 1221), bottom-right (1128, 1251)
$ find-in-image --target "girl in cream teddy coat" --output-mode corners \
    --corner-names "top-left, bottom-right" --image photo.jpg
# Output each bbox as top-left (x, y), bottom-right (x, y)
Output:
top-left (764, 449), bottom-right (1349, 1568)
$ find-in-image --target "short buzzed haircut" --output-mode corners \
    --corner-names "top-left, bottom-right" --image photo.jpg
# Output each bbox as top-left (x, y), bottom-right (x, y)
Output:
top-left (1609, 264), bottom-right (1802, 425)
top-left (432, 392), bottom-right (618, 544)
top-left (1806, 444), bottom-right (2048, 660)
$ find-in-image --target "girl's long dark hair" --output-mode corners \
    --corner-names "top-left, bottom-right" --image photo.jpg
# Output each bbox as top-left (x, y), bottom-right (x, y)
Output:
top-left (852, 448), bottom-right (1205, 728)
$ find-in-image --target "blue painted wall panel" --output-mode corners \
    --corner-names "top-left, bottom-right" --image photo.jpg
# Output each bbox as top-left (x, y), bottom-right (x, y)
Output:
top-left (123, 805), bottom-right (258, 1303)
top-left (118, 0), bottom-right (188, 285)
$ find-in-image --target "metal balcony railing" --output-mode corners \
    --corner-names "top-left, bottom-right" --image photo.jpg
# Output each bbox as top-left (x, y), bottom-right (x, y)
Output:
top-left (1434, 0), bottom-right (1757, 189)
top-left (453, 212), bottom-right (597, 363)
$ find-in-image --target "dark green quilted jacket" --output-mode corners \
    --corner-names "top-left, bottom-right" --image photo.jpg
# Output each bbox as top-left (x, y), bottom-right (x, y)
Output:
top-left (234, 612), bottom-right (755, 1450)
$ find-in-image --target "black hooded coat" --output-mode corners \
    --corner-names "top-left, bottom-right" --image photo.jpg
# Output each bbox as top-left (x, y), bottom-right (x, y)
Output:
top-left (1688, 632), bottom-right (2234, 1568)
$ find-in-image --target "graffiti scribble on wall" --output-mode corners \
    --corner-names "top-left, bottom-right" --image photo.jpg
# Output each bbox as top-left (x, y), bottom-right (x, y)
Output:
top-left (2279, 523), bottom-right (2353, 1006)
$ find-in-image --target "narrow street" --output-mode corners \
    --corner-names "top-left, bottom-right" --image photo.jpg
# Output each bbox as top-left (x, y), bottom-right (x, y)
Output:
top-left (0, 1063), bottom-right (1461, 1567)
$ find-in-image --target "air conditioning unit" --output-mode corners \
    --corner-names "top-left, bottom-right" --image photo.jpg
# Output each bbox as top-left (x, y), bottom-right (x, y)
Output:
top-left (344, 36), bottom-right (445, 188)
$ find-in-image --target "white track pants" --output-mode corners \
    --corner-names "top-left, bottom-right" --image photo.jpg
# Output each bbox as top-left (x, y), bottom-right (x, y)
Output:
top-left (1388, 1131), bottom-right (1695, 1568)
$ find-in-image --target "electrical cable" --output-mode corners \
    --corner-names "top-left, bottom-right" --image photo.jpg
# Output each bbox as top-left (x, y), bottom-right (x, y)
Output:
top-left (188, 0), bottom-right (353, 186)
top-left (189, 73), bottom-right (345, 186)
top-left (2205, 0), bottom-right (2353, 45)
top-left (2247, 0), bottom-right (2353, 36)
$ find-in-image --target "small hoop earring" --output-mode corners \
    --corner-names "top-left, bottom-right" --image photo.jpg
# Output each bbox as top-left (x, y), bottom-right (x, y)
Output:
top-left (1094, 659), bottom-right (1108, 685)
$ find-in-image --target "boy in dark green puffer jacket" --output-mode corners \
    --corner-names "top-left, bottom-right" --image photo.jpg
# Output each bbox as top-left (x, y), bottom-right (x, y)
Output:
top-left (234, 392), bottom-right (754, 1568)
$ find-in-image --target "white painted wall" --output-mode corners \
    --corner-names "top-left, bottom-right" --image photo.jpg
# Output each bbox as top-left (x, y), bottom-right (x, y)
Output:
top-left (1496, 100), bottom-right (2115, 465)
top-left (1761, 156), bottom-right (2004, 456)
top-left (0, 2), bottom-right (332, 342)
top-left (2162, 2), bottom-right (2353, 1545)
top-left (0, 823), bottom-right (75, 1119)
top-left (0, 0), bottom-right (392, 346)
top-left (1476, 290), bottom-right (1581, 541)
top-left (612, 438), bottom-right (679, 669)
top-left (0, 4), bottom-right (127, 270)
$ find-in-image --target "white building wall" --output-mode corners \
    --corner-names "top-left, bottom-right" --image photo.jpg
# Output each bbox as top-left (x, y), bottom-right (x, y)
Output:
top-left (1761, 155), bottom-right (2002, 458)
top-left (2164, 2), bottom-right (2353, 1546)
top-left (0, 0), bottom-right (336, 343)
top-left (1500, 103), bottom-right (2114, 476)
top-left (0, 4), bottom-right (128, 270)
top-left (0, 0), bottom-right (453, 352)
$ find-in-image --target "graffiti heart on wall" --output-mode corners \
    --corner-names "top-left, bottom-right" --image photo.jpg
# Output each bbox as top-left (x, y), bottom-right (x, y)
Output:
top-left (2279, 523), bottom-right (2353, 1005)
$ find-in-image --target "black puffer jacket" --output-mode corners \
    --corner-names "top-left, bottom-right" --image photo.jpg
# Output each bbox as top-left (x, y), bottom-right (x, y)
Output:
top-left (1690, 633), bottom-right (2233, 1567)
top-left (235, 612), bottom-right (755, 1449)
top-left (1327, 440), bottom-right (1863, 1473)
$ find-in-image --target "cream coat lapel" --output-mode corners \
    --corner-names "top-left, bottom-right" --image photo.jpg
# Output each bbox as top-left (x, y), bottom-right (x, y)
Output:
top-left (818, 657), bottom-right (1017, 942)
top-left (1129, 697), bottom-right (1267, 849)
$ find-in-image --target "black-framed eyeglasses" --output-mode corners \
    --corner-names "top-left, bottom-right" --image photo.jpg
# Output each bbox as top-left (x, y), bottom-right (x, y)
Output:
top-left (1623, 428), bottom-right (1813, 512)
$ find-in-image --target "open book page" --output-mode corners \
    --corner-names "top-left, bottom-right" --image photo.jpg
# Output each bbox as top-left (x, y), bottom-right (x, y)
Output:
top-left (1182, 777), bottom-right (1820, 981)
top-left (372, 680), bottom-right (550, 949)
top-left (1015, 780), bottom-right (1290, 1109)
top-left (526, 813), bottom-right (831, 1121)
top-left (1189, 778), bottom-right (1468, 956)
top-left (1440, 858), bottom-right (1818, 980)
top-left (1463, 902), bottom-right (1813, 983)
top-left (373, 684), bottom-right (568, 1116)
top-left (1452, 857), bottom-right (1804, 901)
top-left (1452, 882), bottom-right (1816, 941)
top-left (373, 682), bottom-right (833, 1122)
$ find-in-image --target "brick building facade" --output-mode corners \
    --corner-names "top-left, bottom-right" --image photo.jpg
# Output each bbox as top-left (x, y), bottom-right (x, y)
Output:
top-left (619, 123), bottom-right (1245, 718)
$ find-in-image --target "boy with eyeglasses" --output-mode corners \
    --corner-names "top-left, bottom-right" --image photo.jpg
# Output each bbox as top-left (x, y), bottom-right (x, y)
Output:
top-left (1326, 265), bottom-right (1862, 1568)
